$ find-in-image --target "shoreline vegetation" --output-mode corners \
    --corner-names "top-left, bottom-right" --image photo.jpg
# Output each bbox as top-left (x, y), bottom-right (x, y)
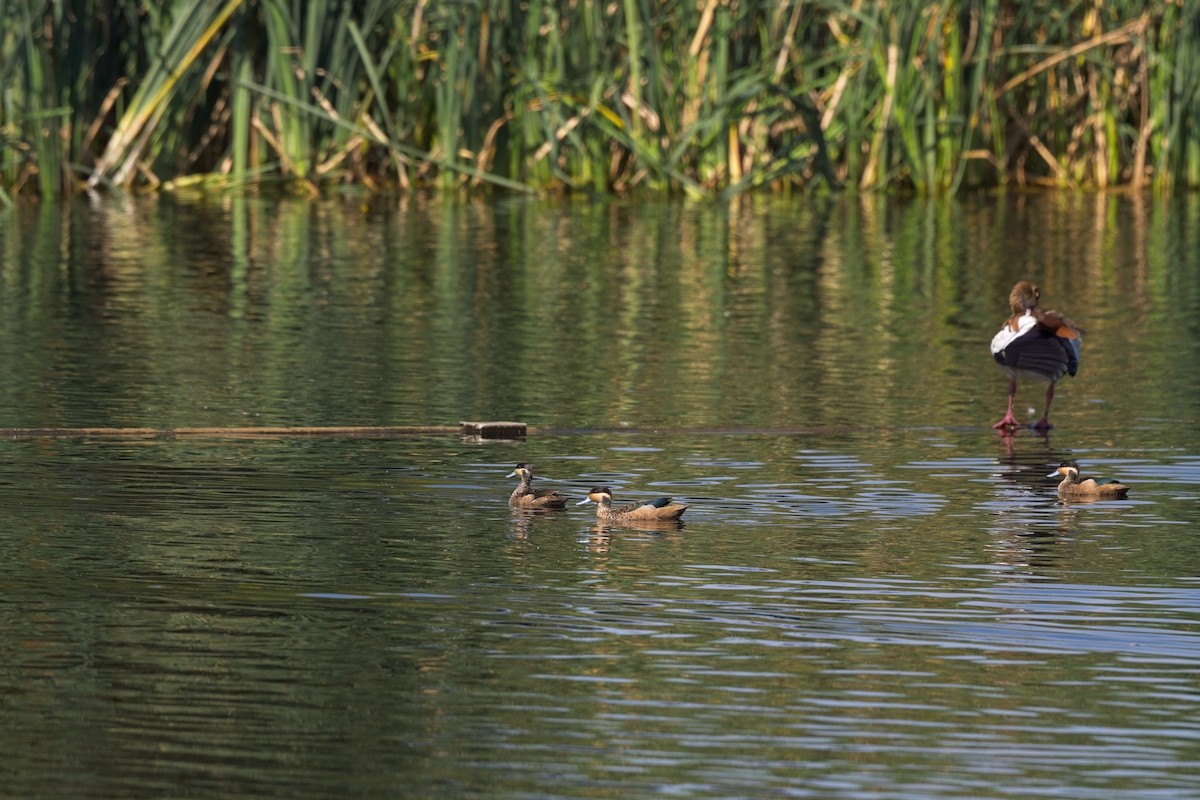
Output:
top-left (1, 1), bottom-right (1197, 203)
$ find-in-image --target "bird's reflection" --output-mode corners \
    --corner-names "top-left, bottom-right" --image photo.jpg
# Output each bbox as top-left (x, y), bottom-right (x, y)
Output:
top-left (994, 427), bottom-right (1074, 494)
top-left (507, 507), bottom-right (563, 539)
top-left (985, 428), bottom-right (1086, 574)
top-left (583, 519), bottom-right (686, 553)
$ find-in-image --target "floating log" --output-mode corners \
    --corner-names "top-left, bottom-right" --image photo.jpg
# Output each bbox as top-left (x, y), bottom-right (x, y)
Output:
top-left (0, 424), bottom-right (512, 440)
top-left (458, 421), bottom-right (528, 440)
top-left (0, 422), bottom-right (912, 440)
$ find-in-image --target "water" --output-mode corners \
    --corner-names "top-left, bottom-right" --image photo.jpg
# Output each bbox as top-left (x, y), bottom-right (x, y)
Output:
top-left (1, 192), bottom-right (1199, 798)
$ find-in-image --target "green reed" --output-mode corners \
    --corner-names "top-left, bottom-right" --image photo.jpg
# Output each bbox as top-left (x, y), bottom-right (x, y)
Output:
top-left (1, 0), bottom-right (1196, 197)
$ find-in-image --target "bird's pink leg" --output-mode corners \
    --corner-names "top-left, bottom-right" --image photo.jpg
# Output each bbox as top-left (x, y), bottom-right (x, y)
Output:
top-left (1032, 382), bottom-right (1055, 431)
top-left (992, 379), bottom-right (1020, 429)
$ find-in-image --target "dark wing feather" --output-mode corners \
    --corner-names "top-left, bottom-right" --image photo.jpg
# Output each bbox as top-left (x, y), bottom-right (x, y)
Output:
top-left (1043, 310), bottom-right (1082, 376)
top-left (645, 497), bottom-right (674, 509)
top-left (993, 324), bottom-right (1079, 380)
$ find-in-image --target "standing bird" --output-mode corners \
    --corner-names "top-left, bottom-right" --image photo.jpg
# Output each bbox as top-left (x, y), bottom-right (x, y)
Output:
top-left (990, 281), bottom-right (1082, 431)
top-left (506, 463), bottom-right (568, 509)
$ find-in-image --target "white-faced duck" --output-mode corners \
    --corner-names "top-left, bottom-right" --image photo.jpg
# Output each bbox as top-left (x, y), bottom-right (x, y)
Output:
top-left (506, 463), bottom-right (567, 509)
top-left (576, 486), bottom-right (687, 522)
top-left (1046, 460), bottom-right (1130, 500)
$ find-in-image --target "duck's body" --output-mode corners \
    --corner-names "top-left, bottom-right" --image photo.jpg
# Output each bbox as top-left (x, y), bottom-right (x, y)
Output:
top-left (506, 463), bottom-right (567, 510)
top-left (577, 487), bottom-right (687, 523)
top-left (1047, 460), bottom-right (1129, 499)
top-left (990, 281), bottom-right (1082, 431)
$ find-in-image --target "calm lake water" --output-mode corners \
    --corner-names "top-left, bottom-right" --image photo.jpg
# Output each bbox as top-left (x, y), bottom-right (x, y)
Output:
top-left (1, 191), bottom-right (1199, 798)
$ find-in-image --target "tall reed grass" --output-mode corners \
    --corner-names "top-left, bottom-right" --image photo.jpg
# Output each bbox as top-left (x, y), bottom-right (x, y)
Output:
top-left (1, 0), bottom-right (1196, 196)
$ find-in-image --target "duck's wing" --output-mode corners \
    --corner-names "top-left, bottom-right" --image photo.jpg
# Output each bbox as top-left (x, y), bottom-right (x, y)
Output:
top-left (611, 497), bottom-right (675, 517)
top-left (524, 489), bottom-right (567, 509)
top-left (993, 321), bottom-right (1080, 380)
top-left (1040, 310), bottom-right (1083, 376)
top-left (639, 497), bottom-right (687, 519)
top-left (1087, 476), bottom-right (1126, 488)
top-left (1081, 476), bottom-right (1129, 497)
top-left (612, 499), bottom-right (652, 515)
top-left (1040, 310), bottom-right (1081, 334)
top-left (658, 504), bottom-right (687, 519)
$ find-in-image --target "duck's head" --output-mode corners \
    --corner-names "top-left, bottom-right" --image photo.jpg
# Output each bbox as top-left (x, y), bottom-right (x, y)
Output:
top-left (1046, 460), bottom-right (1081, 479)
top-left (506, 463), bottom-right (533, 479)
top-left (577, 487), bottom-right (613, 506)
top-left (1010, 281), bottom-right (1041, 315)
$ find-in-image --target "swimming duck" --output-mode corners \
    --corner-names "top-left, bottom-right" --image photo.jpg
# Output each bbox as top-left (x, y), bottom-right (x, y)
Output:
top-left (576, 486), bottom-right (687, 522)
top-left (1046, 460), bottom-right (1130, 499)
top-left (506, 463), bottom-right (567, 509)
top-left (990, 281), bottom-right (1082, 431)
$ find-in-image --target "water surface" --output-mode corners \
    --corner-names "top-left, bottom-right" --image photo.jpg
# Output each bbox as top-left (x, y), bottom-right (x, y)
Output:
top-left (1, 192), bottom-right (1198, 798)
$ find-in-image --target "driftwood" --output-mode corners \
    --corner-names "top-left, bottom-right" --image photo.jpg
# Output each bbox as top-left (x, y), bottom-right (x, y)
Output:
top-left (0, 422), bottom-right (528, 440)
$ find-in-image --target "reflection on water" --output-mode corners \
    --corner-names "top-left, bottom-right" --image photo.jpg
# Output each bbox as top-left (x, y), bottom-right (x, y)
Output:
top-left (1, 193), bottom-right (1199, 798)
top-left (1, 192), bottom-right (1198, 436)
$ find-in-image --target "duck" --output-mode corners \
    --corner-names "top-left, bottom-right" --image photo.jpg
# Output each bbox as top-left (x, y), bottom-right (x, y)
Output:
top-left (1046, 460), bottom-right (1130, 500)
top-left (506, 463), bottom-right (568, 509)
top-left (576, 486), bottom-right (687, 522)
top-left (990, 280), bottom-right (1082, 431)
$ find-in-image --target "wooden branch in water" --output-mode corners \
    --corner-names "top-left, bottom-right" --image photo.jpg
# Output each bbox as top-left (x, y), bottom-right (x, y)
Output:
top-left (1, 422), bottom-right (529, 440)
